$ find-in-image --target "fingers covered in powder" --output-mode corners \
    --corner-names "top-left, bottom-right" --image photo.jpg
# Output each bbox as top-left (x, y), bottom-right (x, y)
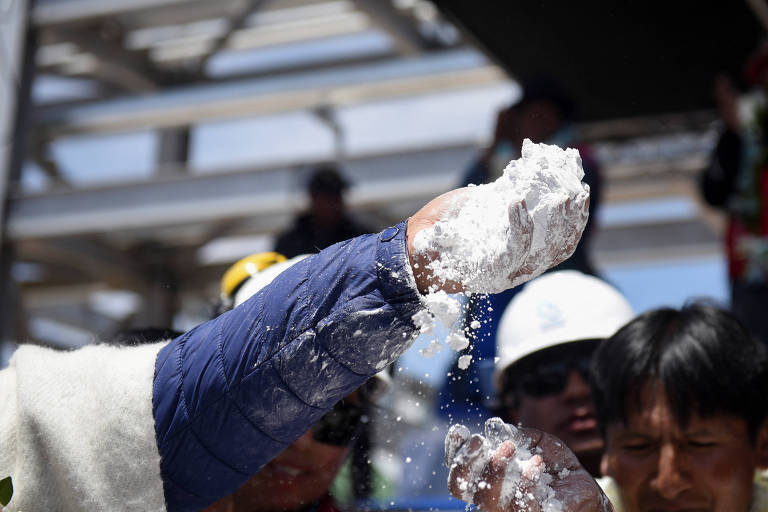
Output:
top-left (445, 418), bottom-right (615, 512)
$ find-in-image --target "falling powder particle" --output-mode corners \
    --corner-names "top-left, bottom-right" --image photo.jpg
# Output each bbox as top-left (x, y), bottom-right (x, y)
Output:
top-left (446, 332), bottom-right (469, 351)
top-left (424, 290), bottom-right (462, 327)
top-left (419, 339), bottom-right (443, 358)
top-left (457, 355), bottom-right (472, 370)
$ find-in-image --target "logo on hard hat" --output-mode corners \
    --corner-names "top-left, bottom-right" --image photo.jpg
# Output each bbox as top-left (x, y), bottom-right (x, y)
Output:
top-left (537, 302), bottom-right (565, 331)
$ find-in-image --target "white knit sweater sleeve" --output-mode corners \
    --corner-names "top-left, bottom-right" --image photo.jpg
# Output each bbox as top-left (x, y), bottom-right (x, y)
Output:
top-left (0, 342), bottom-right (167, 512)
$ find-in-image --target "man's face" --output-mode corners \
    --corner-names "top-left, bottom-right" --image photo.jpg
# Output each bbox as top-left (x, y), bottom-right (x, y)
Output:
top-left (310, 192), bottom-right (344, 225)
top-left (501, 342), bottom-right (602, 473)
top-left (231, 430), bottom-right (350, 511)
top-left (515, 369), bottom-right (602, 457)
top-left (603, 384), bottom-right (767, 512)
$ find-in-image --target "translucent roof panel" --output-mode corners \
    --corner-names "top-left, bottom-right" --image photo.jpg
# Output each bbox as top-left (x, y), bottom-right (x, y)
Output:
top-left (338, 83), bottom-right (520, 156)
top-left (206, 31), bottom-right (394, 77)
top-left (189, 111), bottom-right (334, 171)
top-left (49, 131), bottom-right (158, 185)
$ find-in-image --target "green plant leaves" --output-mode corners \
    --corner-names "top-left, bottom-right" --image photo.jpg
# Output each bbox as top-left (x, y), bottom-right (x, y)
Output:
top-left (0, 476), bottom-right (12, 506)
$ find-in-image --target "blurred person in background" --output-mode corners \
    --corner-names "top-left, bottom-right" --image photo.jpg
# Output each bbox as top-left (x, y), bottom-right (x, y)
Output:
top-left (439, 77), bottom-right (604, 424)
top-left (493, 270), bottom-right (634, 477)
top-left (463, 76), bottom-right (602, 277)
top-left (701, 43), bottom-right (768, 345)
top-left (207, 252), bottom-right (388, 512)
top-left (275, 165), bottom-right (372, 258)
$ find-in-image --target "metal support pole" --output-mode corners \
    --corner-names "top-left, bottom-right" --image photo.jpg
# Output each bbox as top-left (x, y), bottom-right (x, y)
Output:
top-left (0, 0), bottom-right (35, 348)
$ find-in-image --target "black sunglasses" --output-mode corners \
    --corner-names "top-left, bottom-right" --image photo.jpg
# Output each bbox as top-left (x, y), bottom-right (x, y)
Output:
top-left (311, 399), bottom-right (366, 446)
top-left (515, 354), bottom-right (592, 397)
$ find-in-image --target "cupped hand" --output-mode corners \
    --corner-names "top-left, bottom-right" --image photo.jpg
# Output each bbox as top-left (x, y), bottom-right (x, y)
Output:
top-left (445, 419), bottom-right (613, 512)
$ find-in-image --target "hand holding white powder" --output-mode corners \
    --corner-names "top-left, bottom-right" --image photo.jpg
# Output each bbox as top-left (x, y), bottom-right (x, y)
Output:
top-left (411, 139), bottom-right (589, 294)
top-left (444, 418), bottom-right (614, 512)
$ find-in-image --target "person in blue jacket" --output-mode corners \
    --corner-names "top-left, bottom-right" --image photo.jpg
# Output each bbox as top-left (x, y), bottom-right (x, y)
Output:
top-left (0, 181), bottom-right (588, 512)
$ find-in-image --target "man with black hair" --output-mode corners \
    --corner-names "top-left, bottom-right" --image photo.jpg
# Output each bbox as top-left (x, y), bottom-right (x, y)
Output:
top-left (446, 303), bottom-right (768, 512)
top-left (592, 303), bottom-right (768, 511)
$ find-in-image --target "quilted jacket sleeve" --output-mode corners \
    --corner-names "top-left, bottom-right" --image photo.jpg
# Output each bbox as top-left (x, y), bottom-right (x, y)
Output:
top-left (152, 222), bottom-right (424, 511)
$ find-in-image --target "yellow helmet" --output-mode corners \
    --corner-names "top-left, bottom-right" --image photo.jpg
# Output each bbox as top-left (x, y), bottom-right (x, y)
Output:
top-left (220, 252), bottom-right (287, 300)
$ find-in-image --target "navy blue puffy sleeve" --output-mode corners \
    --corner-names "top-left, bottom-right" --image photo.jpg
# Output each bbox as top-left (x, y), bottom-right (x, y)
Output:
top-left (152, 222), bottom-right (422, 511)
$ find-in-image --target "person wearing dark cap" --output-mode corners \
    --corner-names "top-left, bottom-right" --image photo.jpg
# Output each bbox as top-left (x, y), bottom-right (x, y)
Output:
top-left (275, 165), bottom-right (373, 258)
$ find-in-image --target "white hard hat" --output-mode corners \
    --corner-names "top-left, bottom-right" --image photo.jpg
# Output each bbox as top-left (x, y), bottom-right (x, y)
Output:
top-left (494, 270), bottom-right (634, 389)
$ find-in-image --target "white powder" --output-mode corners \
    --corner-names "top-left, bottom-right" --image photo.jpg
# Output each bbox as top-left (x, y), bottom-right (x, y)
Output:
top-left (419, 339), bottom-right (443, 358)
top-left (411, 290), bottom-right (469, 361)
top-left (414, 139), bottom-right (589, 294)
top-left (445, 418), bottom-right (563, 511)
top-left (411, 140), bottom-right (589, 370)
top-left (446, 332), bottom-right (469, 351)
top-left (457, 354), bottom-right (472, 369)
top-left (412, 309), bottom-right (436, 335)
top-left (424, 290), bottom-right (462, 327)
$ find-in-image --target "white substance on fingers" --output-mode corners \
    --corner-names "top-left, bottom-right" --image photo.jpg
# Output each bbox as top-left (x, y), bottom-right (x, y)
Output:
top-left (414, 139), bottom-right (589, 294)
top-left (446, 417), bottom-right (564, 512)
top-left (412, 140), bottom-right (588, 371)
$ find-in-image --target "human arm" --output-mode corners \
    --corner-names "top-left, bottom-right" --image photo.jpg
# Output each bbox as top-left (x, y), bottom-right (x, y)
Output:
top-left (445, 418), bottom-right (614, 512)
top-left (154, 223), bottom-right (424, 510)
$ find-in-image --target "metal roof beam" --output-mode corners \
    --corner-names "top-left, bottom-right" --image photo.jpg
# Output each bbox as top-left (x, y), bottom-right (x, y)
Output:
top-left (18, 238), bottom-right (148, 287)
top-left (6, 144), bottom-right (475, 240)
top-left (351, 0), bottom-right (429, 55)
top-left (35, 49), bottom-right (504, 136)
top-left (47, 28), bottom-right (160, 92)
top-left (33, 0), bottom-right (209, 27)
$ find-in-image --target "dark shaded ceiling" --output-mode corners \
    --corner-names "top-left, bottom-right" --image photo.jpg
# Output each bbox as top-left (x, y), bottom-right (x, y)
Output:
top-left (435, 1), bottom-right (764, 121)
